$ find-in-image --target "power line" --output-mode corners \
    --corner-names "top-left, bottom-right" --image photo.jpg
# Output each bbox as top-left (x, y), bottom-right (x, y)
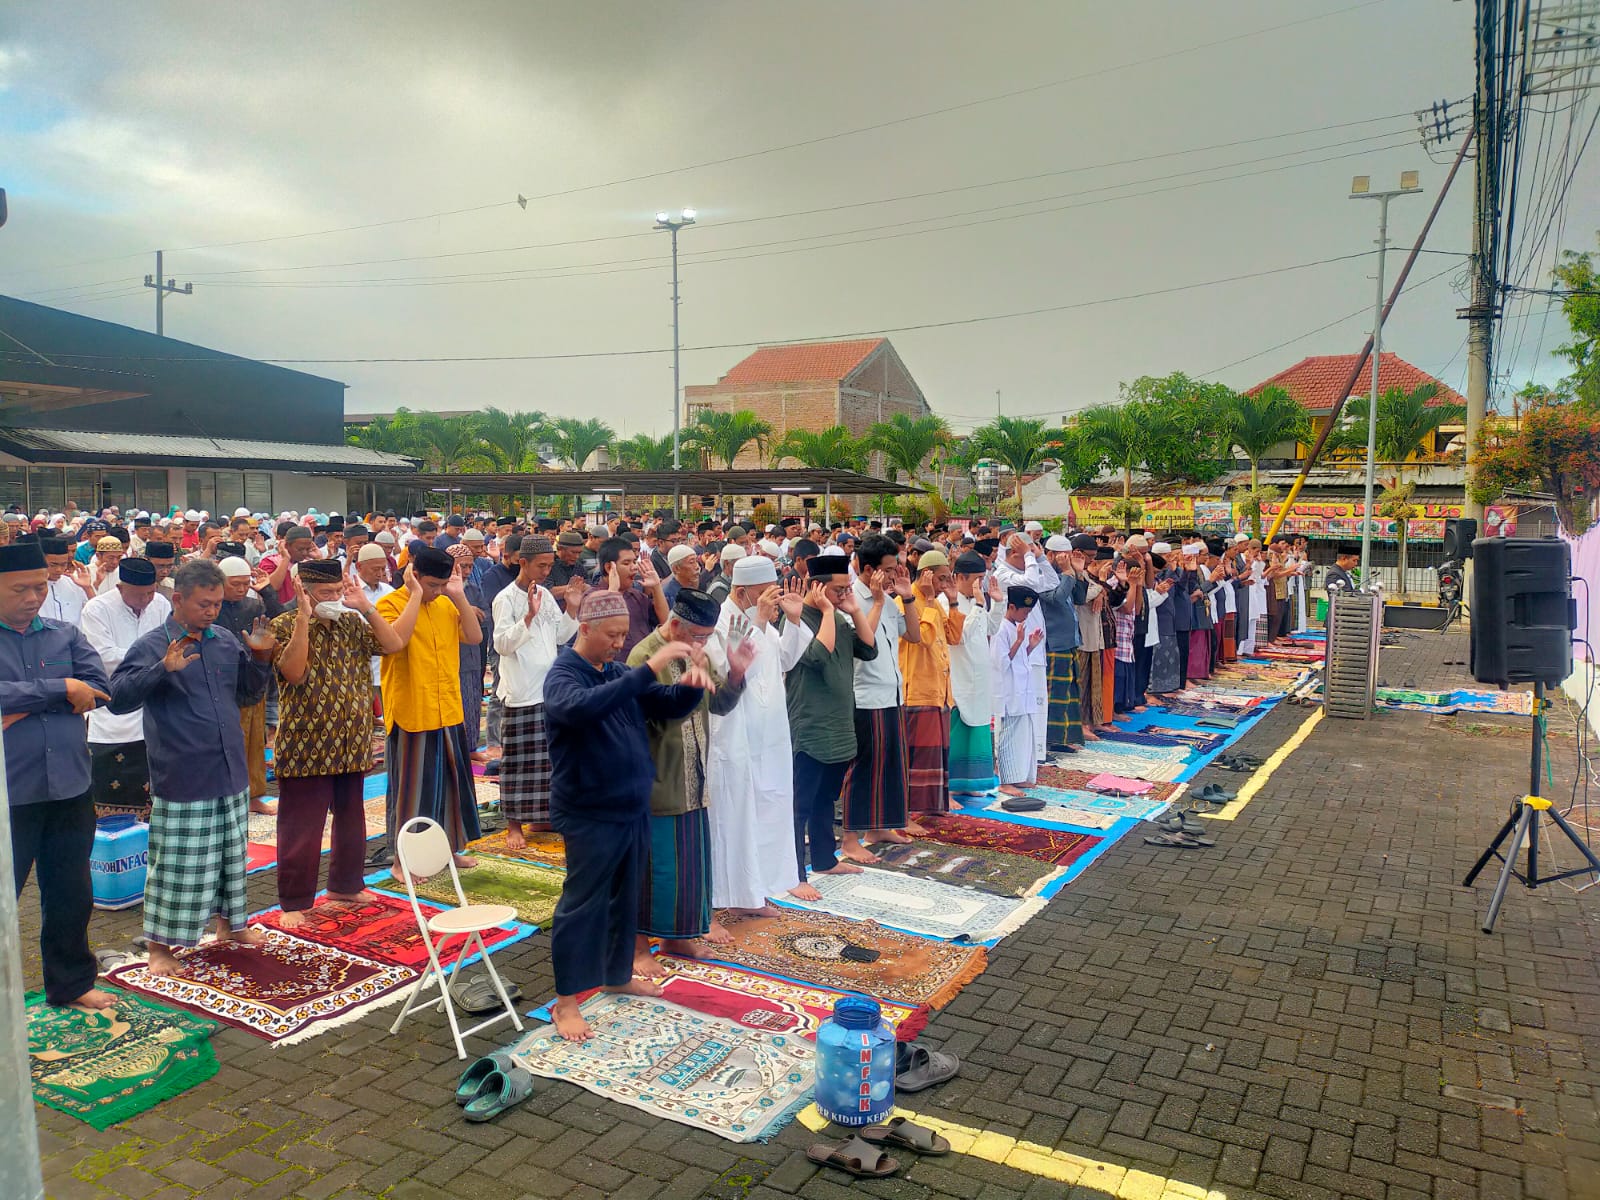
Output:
top-left (58, 135), bottom-right (1427, 296)
top-left (2, 250), bottom-right (1373, 368)
top-left (3, 0), bottom-right (1391, 278)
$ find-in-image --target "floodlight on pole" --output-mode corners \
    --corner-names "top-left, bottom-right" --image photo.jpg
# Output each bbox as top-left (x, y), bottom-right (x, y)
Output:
top-left (1349, 171), bottom-right (1424, 589)
top-left (653, 208), bottom-right (697, 516)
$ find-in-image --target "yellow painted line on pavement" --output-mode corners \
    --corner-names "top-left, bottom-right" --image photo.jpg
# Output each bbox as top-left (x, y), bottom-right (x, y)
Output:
top-left (1201, 707), bottom-right (1322, 821)
top-left (797, 1103), bottom-right (1227, 1197)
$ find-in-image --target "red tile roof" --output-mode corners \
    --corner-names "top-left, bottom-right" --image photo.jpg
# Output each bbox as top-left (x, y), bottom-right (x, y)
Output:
top-left (716, 338), bottom-right (886, 386)
top-left (1247, 352), bottom-right (1464, 412)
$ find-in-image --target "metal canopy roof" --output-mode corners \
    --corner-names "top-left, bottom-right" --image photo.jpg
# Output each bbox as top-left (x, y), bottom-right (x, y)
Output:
top-left (313, 467), bottom-right (921, 495)
top-left (0, 427), bottom-right (419, 472)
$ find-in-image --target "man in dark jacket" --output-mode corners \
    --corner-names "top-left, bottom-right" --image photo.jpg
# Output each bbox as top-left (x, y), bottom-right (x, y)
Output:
top-left (541, 589), bottom-right (707, 1042)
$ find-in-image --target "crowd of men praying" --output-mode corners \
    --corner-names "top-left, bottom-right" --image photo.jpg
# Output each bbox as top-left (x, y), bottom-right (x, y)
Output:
top-left (1, 502), bottom-right (1337, 1039)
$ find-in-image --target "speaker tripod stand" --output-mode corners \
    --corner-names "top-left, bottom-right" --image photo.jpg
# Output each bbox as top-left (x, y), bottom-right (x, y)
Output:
top-left (1463, 682), bottom-right (1600, 933)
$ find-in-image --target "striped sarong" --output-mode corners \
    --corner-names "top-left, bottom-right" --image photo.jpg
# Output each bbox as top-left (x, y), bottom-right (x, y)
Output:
top-left (996, 714), bottom-right (1037, 787)
top-left (903, 705), bottom-right (952, 816)
top-left (842, 707), bottom-right (908, 831)
top-left (948, 712), bottom-right (997, 794)
top-left (385, 724), bottom-right (481, 852)
top-left (1045, 649), bottom-right (1083, 751)
top-left (1077, 649), bottom-right (1103, 732)
top-left (498, 703), bottom-right (552, 827)
top-left (143, 790), bottom-right (249, 948)
top-left (639, 807), bottom-right (712, 940)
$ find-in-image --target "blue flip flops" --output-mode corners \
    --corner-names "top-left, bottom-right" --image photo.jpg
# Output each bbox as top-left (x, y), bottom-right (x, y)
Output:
top-left (454, 1051), bottom-right (516, 1106)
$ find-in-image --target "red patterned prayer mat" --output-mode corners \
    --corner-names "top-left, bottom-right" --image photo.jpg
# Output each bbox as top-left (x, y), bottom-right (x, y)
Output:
top-left (564, 956), bottom-right (928, 1042)
top-left (106, 928), bottom-right (415, 1044)
top-left (253, 893), bottom-right (526, 971)
top-left (1034, 765), bottom-right (1179, 803)
top-left (915, 813), bottom-right (1104, 866)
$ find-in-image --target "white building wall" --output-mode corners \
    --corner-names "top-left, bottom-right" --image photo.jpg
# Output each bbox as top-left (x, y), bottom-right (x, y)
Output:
top-left (274, 473), bottom-right (347, 515)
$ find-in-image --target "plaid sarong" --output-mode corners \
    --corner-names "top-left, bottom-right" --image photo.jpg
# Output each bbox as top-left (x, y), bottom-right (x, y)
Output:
top-left (144, 790), bottom-right (249, 949)
top-left (1045, 649), bottom-right (1083, 751)
top-left (499, 703), bottom-right (552, 827)
top-left (903, 705), bottom-right (952, 816)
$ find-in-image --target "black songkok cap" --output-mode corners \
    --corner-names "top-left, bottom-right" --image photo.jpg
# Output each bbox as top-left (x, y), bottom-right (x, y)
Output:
top-left (1007, 585), bottom-right (1038, 610)
top-left (806, 553), bottom-right (851, 580)
top-left (144, 541), bottom-right (175, 559)
top-left (216, 542), bottom-right (247, 559)
top-left (1094, 546), bottom-right (1116, 561)
top-left (671, 588), bottom-right (721, 628)
top-left (326, 515), bottom-right (345, 533)
top-left (410, 545), bottom-right (454, 579)
top-left (954, 551), bottom-right (986, 575)
top-left (974, 538), bottom-right (1000, 555)
top-left (0, 543), bottom-right (48, 573)
top-left (116, 557), bottom-right (156, 585)
top-left (1337, 543), bottom-right (1361, 557)
top-left (344, 524), bottom-right (369, 539)
top-left (39, 537), bottom-right (70, 556)
top-left (1070, 533), bottom-right (1098, 553)
top-left (297, 559), bottom-right (344, 583)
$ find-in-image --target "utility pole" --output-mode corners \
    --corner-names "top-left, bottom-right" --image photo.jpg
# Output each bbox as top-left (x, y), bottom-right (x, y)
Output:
top-left (995, 390), bottom-right (1001, 419)
top-left (1461, 0), bottom-right (1499, 527)
top-left (143, 250), bottom-right (192, 338)
top-left (653, 210), bottom-right (695, 517)
top-left (1350, 173), bottom-right (1423, 585)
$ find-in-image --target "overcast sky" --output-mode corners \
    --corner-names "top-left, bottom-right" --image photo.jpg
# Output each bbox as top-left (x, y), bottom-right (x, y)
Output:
top-left (2, 1), bottom-right (1596, 439)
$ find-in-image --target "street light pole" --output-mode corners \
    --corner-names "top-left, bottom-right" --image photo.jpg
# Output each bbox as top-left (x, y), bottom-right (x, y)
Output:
top-left (1349, 172), bottom-right (1422, 589)
top-left (654, 209), bottom-right (696, 517)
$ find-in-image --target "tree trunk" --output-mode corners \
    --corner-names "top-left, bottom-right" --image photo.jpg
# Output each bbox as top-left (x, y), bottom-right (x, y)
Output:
top-left (1250, 458), bottom-right (1259, 489)
top-left (1123, 464), bottom-right (1132, 500)
top-left (1396, 528), bottom-right (1408, 599)
top-left (1015, 475), bottom-right (1025, 519)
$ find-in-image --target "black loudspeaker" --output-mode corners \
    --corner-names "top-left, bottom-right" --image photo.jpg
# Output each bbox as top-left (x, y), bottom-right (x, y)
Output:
top-left (1444, 517), bottom-right (1478, 559)
top-left (1470, 537), bottom-right (1574, 686)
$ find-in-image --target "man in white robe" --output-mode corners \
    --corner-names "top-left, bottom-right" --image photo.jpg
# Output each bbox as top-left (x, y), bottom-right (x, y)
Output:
top-left (943, 552), bottom-right (1005, 795)
top-left (705, 556), bottom-right (811, 915)
top-left (989, 533), bottom-right (1057, 761)
top-left (991, 586), bottom-right (1043, 794)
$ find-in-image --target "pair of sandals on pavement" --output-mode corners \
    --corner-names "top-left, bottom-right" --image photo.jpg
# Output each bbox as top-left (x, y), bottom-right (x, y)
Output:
top-left (809, 1042), bottom-right (959, 1178)
top-left (1143, 781), bottom-right (1238, 849)
top-left (454, 1045), bottom-right (532, 1122)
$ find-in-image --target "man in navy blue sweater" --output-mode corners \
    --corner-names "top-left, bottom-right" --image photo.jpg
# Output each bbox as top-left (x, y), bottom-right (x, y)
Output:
top-left (542, 588), bottom-right (709, 1041)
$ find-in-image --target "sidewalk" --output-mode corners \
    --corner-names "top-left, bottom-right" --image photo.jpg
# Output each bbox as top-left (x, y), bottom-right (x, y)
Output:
top-left (28, 628), bottom-right (1600, 1200)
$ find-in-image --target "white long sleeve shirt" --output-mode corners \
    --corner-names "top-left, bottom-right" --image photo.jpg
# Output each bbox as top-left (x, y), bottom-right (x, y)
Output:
top-left (848, 576), bottom-right (904, 709)
top-left (990, 552), bottom-right (1058, 669)
top-left (942, 592), bottom-right (1005, 726)
top-left (492, 579), bottom-right (578, 708)
top-left (990, 618), bottom-right (1038, 718)
top-left (80, 589), bottom-right (172, 744)
top-left (44, 575), bottom-right (89, 626)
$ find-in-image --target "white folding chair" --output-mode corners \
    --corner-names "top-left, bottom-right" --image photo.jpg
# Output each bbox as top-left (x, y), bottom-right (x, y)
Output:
top-left (387, 817), bottom-right (523, 1059)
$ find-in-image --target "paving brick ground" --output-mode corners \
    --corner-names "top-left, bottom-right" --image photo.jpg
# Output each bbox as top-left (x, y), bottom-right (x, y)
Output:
top-left (25, 628), bottom-right (1600, 1200)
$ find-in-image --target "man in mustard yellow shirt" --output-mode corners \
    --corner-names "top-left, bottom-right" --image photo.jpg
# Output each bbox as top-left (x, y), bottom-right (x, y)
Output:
top-left (375, 546), bottom-right (484, 875)
top-left (897, 549), bottom-right (964, 822)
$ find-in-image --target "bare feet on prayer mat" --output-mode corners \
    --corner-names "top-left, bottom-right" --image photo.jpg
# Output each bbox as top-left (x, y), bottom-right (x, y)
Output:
top-left (725, 903), bottom-right (779, 918)
top-left (662, 938), bottom-right (710, 959)
top-left (218, 924), bottom-right (266, 947)
top-left (452, 854), bottom-right (477, 869)
top-left (789, 882), bottom-right (823, 902)
top-left (146, 946), bottom-right (183, 977)
top-left (819, 861), bottom-right (863, 876)
top-left (325, 888), bottom-right (380, 906)
top-left (249, 798), bottom-right (278, 816)
top-left (278, 910), bottom-right (310, 930)
top-left (504, 822), bottom-right (527, 850)
top-left (871, 829), bottom-right (913, 845)
top-left (999, 785), bottom-right (1026, 797)
top-left (632, 944), bottom-right (668, 978)
top-left (69, 988), bottom-right (116, 1010)
top-left (901, 820), bottom-right (930, 836)
top-left (839, 843), bottom-right (881, 864)
top-left (551, 995), bottom-right (593, 1042)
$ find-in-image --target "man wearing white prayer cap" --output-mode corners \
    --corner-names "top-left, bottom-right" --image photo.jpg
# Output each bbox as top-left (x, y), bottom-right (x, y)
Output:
top-left (705, 555), bottom-right (808, 915)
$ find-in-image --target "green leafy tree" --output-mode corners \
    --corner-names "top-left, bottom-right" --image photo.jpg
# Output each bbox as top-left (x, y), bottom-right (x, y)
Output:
top-left (474, 407), bottom-right (548, 472)
top-left (970, 416), bottom-right (1063, 517)
top-left (347, 408), bottom-right (424, 457)
top-left (1118, 373), bottom-right (1231, 484)
top-left (550, 416), bottom-right (615, 470)
top-left (1552, 239), bottom-right (1600, 406)
top-left (865, 413), bottom-right (951, 488)
top-left (614, 432), bottom-right (676, 470)
top-left (1063, 402), bottom-right (1149, 500)
top-left (686, 410), bottom-right (774, 470)
top-left (770, 425), bottom-right (868, 472)
top-left (1471, 389), bottom-right (1600, 534)
top-left (1221, 385), bottom-right (1310, 487)
top-left (1375, 476), bottom-right (1421, 595)
top-left (1327, 382), bottom-right (1466, 465)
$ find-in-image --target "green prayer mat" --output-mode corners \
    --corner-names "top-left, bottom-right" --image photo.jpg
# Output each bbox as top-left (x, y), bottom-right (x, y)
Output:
top-left (28, 985), bottom-right (219, 1130)
top-left (395, 854), bottom-right (566, 928)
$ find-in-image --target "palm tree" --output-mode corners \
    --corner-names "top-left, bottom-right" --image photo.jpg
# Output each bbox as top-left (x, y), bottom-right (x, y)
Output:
top-left (549, 417), bottom-right (615, 470)
top-left (407, 411), bottom-right (495, 474)
top-left (686, 409), bottom-right (774, 470)
top-left (1329, 382), bottom-right (1467, 466)
top-left (1065, 402), bottom-right (1150, 501)
top-left (864, 413), bottom-right (951, 488)
top-left (770, 425), bottom-right (868, 472)
top-left (1221, 385), bottom-right (1310, 488)
top-left (615, 432), bottom-right (676, 470)
top-left (1376, 475), bottom-right (1421, 595)
top-left (475, 407), bottom-right (548, 472)
top-left (347, 408), bottom-right (423, 458)
top-left (970, 417), bottom-right (1063, 516)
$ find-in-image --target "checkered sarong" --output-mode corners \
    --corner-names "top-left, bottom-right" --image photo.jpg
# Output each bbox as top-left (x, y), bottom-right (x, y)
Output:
top-left (143, 790), bottom-right (249, 948)
top-left (499, 703), bottom-right (552, 825)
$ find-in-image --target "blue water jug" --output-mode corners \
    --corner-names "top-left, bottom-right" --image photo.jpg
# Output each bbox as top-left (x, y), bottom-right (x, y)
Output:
top-left (813, 995), bottom-right (896, 1126)
top-left (90, 814), bottom-right (148, 911)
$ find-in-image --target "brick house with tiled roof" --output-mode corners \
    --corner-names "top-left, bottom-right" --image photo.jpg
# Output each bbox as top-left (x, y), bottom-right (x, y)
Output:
top-left (683, 338), bottom-right (932, 473)
top-left (1246, 351), bottom-right (1468, 464)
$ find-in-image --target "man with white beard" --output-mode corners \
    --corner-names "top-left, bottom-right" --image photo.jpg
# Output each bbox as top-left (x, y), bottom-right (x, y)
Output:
top-left (705, 556), bottom-right (811, 915)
